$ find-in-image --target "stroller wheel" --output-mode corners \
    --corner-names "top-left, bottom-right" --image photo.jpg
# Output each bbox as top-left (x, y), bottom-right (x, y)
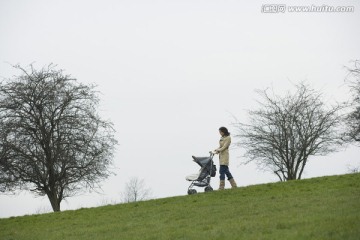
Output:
top-left (205, 186), bottom-right (213, 192)
top-left (188, 189), bottom-right (197, 195)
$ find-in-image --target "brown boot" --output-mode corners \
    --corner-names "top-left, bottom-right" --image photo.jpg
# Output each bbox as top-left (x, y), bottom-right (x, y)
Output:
top-left (219, 180), bottom-right (225, 190)
top-left (229, 178), bottom-right (237, 189)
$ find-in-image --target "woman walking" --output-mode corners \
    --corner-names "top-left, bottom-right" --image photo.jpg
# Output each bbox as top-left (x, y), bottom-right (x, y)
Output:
top-left (214, 126), bottom-right (237, 190)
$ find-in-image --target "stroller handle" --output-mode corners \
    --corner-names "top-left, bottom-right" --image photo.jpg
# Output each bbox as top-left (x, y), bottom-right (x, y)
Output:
top-left (209, 151), bottom-right (216, 157)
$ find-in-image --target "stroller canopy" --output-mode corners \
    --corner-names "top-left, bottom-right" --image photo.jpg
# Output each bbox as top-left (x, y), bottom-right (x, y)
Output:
top-left (192, 156), bottom-right (212, 167)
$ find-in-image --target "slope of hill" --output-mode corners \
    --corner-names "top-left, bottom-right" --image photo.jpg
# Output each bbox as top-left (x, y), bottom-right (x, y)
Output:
top-left (1, 173), bottom-right (359, 240)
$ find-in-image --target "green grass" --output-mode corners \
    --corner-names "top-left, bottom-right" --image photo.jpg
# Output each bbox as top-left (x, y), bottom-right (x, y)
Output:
top-left (1, 173), bottom-right (359, 240)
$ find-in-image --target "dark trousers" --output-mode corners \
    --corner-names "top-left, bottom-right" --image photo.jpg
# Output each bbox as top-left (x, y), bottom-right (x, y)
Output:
top-left (219, 165), bottom-right (233, 181)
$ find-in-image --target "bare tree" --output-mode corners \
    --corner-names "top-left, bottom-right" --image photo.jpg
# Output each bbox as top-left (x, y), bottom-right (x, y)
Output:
top-left (234, 82), bottom-right (344, 181)
top-left (0, 64), bottom-right (117, 212)
top-left (121, 177), bottom-right (152, 203)
top-left (344, 60), bottom-right (360, 144)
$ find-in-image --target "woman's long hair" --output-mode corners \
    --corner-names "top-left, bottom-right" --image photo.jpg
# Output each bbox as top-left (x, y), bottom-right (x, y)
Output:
top-left (219, 127), bottom-right (230, 136)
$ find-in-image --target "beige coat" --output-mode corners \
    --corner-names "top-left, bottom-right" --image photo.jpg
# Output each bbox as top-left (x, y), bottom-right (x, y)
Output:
top-left (216, 135), bottom-right (231, 166)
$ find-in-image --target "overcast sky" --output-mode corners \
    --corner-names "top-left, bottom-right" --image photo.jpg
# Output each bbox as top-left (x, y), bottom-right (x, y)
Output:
top-left (0, 0), bottom-right (359, 218)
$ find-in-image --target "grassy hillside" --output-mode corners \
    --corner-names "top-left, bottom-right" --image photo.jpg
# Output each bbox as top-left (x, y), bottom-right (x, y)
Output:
top-left (1, 173), bottom-right (359, 240)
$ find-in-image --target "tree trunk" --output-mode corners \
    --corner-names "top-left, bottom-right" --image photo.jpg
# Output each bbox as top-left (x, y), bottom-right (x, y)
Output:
top-left (286, 164), bottom-right (297, 180)
top-left (47, 191), bottom-right (61, 212)
top-left (287, 172), bottom-right (297, 181)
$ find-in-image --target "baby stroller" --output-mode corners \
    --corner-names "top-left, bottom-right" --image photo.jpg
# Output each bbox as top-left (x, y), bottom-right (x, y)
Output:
top-left (186, 152), bottom-right (217, 195)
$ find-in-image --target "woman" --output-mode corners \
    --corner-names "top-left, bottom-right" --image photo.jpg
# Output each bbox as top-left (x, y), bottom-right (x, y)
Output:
top-left (214, 126), bottom-right (237, 190)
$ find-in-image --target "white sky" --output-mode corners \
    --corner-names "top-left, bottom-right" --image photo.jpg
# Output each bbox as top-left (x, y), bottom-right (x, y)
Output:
top-left (0, 0), bottom-right (359, 218)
